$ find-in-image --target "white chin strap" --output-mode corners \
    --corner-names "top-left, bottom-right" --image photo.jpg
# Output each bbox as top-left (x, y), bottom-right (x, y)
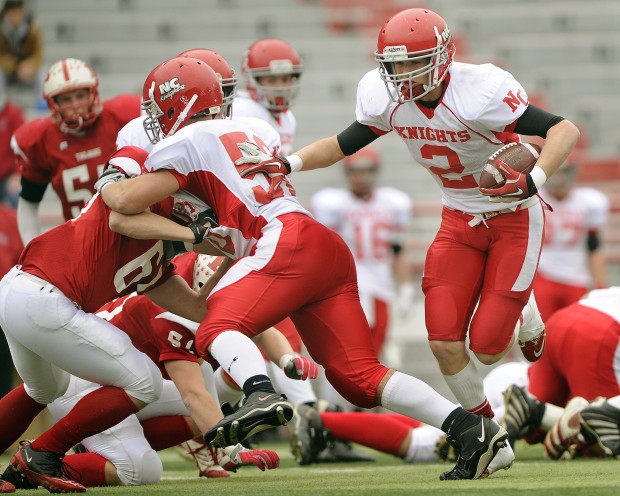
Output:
top-left (168, 94), bottom-right (198, 138)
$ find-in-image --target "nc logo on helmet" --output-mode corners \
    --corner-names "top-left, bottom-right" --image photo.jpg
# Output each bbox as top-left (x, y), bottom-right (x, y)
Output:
top-left (159, 77), bottom-right (185, 102)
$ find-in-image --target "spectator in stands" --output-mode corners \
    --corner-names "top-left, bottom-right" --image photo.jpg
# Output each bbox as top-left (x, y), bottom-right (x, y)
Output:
top-left (534, 157), bottom-right (610, 320)
top-left (13, 57), bottom-right (142, 244)
top-left (234, 38), bottom-right (303, 155)
top-left (311, 145), bottom-right (415, 359)
top-left (0, 70), bottom-right (24, 207)
top-left (0, 0), bottom-right (42, 89)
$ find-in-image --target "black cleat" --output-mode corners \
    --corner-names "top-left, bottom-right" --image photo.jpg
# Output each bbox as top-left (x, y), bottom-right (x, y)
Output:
top-left (501, 384), bottom-right (545, 445)
top-left (205, 392), bottom-right (293, 447)
top-left (10, 441), bottom-right (85, 492)
top-left (579, 397), bottom-right (620, 457)
top-left (440, 417), bottom-right (512, 480)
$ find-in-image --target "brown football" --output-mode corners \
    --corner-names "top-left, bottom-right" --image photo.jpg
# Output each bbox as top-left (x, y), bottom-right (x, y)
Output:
top-left (479, 142), bottom-right (542, 189)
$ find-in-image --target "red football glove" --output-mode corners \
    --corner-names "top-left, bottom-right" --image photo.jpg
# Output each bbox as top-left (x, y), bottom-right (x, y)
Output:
top-left (479, 159), bottom-right (538, 203)
top-left (281, 354), bottom-right (319, 380)
top-left (235, 142), bottom-right (291, 197)
top-left (221, 444), bottom-right (280, 472)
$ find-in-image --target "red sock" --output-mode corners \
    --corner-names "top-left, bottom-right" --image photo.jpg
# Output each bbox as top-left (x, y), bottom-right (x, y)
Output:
top-left (468, 398), bottom-right (494, 418)
top-left (32, 387), bottom-right (138, 454)
top-left (0, 384), bottom-right (45, 452)
top-left (141, 416), bottom-right (194, 451)
top-left (320, 412), bottom-right (411, 455)
top-left (63, 453), bottom-right (108, 487)
top-left (380, 414), bottom-right (423, 429)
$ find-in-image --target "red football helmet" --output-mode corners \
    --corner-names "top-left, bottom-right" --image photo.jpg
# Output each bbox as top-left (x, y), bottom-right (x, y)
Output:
top-left (242, 38), bottom-right (303, 112)
top-left (374, 8), bottom-right (455, 103)
top-left (142, 56), bottom-right (223, 144)
top-left (43, 58), bottom-right (102, 131)
top-left (178, 48), bottom-right (237, 118)
top-left (343, 145), bottom-right (381, 171)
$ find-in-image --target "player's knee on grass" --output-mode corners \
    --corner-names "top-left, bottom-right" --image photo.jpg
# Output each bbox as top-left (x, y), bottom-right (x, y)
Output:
top-left (117, 448), bottom-right (163, 486)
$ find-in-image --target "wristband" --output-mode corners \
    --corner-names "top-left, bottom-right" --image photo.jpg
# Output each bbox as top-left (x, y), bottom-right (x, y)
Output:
top-left (279, 353), bottom-right (295, 370)
top-left (287, 154), bottom-right (303, 173)
top-left (530, 166), bottom-right (547, 190)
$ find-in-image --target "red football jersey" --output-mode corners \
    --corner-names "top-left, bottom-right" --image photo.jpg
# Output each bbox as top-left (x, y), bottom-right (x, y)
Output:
top-left (19, 194), bottom-right (175, 313)
top-left (97, 293), bottom-right (199, 379)
top-left (0, 204), bottom-right (24, 277)
top-left (0, 101), bottom-right (25, 181)
top-left (13, 94), bottom-right (142, 220)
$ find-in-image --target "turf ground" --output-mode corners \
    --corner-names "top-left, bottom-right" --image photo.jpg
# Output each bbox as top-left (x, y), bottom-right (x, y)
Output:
top-left (3, 441), bottom-right (620, 496)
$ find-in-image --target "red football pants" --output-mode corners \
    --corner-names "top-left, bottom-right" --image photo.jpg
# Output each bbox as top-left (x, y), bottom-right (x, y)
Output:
top-left (196, 214), bottom-right (389, 408)
top-left (528, 303), bottom-right (620, 406)
top-left (422, 203), bottom-right (544, 355)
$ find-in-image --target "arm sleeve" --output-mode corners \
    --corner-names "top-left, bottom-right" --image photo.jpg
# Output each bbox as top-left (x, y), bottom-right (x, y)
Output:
top-left (336, 121), bottom-right (381, 156)
top-left (19, 176), bottom-right (47, 203)
top-left (514, 105), bottom-right (565, 138)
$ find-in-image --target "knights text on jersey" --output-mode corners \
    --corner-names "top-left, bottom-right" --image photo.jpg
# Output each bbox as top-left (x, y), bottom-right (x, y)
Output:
top-left (18, 194), bottom-right (175, 312)
top-left (13, 94), bottom-right (142, 220)
top-left (355, 63), bottom-right (529, 214)
top-left (96, 293), bottom-right (199, 379)
top-left (145, 118), bottom-right (310, 258)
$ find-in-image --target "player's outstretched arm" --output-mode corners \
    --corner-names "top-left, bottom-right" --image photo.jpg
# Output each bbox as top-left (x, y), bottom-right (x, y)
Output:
top-left (145, 274), bottom-right (207, 323)
top-left (101, 169), bottom-right (179, 214)
top-left (108, 210), bottom-right (197, 242)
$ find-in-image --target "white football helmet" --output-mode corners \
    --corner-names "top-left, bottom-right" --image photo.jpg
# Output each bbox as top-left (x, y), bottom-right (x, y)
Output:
top-left (374, 8), bottom-right (455, 103)
top-left (193, 255), bottom-right (225, 291)
top-left (241, 38), bottom-right (303, 113)
top-left (43, 58), bottom-right (102, 131)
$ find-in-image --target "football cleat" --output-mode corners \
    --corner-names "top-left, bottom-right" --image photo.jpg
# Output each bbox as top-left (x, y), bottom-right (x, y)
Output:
top-left (543, 396), bottom-right (588, 460)
top-left (180, 438), bottom-right (230, 478)
top-left (435, 435), bottom-right (457, 463)
top-left (0, 479), bottom-right (16, 494)
top-left (1, 465), bottom-right (37, 491)
top-left (204, 392), bottom-right (293, 447)
top-left (578, 397), bottom-right (620, 457)
top-left (484, 442), bottom-right (515, 476)
top-left (501, 384), bottom-right (545, 445)
top-left (289, 403), bottom-right (322, 465)
top-left (440, 417), bottom-right (512, 480)
top-left (10, 441), bottom-right (85, 493)
top-left (517, 295), bottom-right (546, 362)
top-left (316, 440), bottom-right (376, 464)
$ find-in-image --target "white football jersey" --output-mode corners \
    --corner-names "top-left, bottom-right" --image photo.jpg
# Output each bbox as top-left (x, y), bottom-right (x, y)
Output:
top-left (356, 62), bottom-right (530, 214)
top-left (538, 187), bottom-right (610, 286)
top-left (311, 186), bottom-right (412, 301)
top-left (233, 90), bottom-right (297, 155)
top-left (145, 118), bottom-right (309, 259)
top-left (578, 287), bottom-right (620, 324)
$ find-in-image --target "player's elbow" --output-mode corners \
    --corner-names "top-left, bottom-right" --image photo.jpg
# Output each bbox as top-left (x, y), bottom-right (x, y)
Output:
top-left (101, 183), bottom-right (143, 214)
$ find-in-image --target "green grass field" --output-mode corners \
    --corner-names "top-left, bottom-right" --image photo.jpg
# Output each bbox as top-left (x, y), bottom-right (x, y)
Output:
top-left (3, 441), bottom-right (620, 496)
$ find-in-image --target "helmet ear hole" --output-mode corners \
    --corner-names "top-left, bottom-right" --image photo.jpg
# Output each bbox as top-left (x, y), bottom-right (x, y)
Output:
top-left (167, 107), bottom-right (175, 119)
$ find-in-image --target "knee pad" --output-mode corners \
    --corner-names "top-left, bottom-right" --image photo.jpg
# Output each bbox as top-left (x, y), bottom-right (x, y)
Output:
top-left (25, 368), bottom-right (71, 404)
top-left (117, 448), bottom-right (162, 486)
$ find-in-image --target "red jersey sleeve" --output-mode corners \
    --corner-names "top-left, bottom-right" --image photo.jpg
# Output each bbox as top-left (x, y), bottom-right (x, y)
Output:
top-left (103, 94), bottom-right (143, 124)
top-left (12, 118), bottom-right (54, 184)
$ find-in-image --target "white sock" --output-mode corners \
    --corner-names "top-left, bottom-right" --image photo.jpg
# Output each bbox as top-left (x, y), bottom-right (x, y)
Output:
top-left (443, 359), bottom-right (486, 411)
top-left (266, 361), bottom-right (317, 404)
top-left (404, 424), bottom-right (445, 463)
top-left (209, 331), bottom-right (269, 390)
top-left (213, 366), bottom-right (243, 407)
top-left (540, 402), bottom-right (565, 430)
top-left (380, 371), bottom-right (457, 429)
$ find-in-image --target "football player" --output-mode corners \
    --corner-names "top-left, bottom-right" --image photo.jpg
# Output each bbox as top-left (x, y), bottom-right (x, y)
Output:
top-left (0, 253), bottom-right (283, 490)
top-left (233, 38), bottom-right (303, 155)
top-left (235, 8), bottom-right (579, 423)
top-left (0, 144), bottom-right (228, 493)
top-left (13, 58), bottom-right (142, 244)
top-left (311, 145), bottom-right (414, 360)
top-left (100, 55), bottom-right (515, 481)
top-left (534, 159), bottom-right (610, 320)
